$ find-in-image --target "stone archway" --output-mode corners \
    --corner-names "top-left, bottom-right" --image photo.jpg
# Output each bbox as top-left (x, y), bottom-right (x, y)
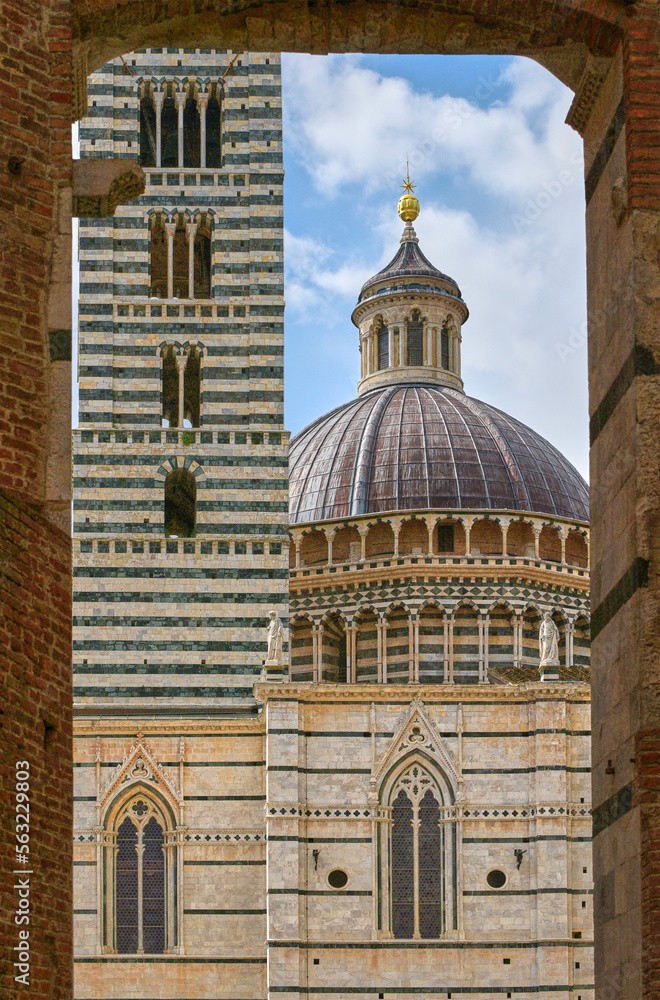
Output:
top-left (3, 3), bottom-right (660, 998)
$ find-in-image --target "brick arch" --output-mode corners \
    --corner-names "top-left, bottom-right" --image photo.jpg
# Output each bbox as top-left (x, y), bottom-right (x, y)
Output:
top-left (76, 2), bottom-right (622, 83)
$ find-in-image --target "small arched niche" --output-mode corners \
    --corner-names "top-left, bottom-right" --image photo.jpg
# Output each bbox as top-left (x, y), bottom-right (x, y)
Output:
top-left (164, 468), bottom-right (196, 538)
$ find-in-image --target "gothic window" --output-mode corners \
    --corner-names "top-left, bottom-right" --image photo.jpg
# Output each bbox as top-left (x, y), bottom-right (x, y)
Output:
top-left (160, 95), bottom-right (178, 168)
top-left (113, 798), bottom-right (167, 955)
top-left (206, 91), bottom-right (221, 168)
top-left (389, 762), bottom-right (448, 939)
top-left (407, 311), bottom-right (423, 366)
top-left (183, 94), bottom-right (200, 168)
top-left (139, 94), bottom-right (157, 167)
top-left (164, 468), bottom-right (196, 538)
top-left (441, 321), bottom-right (450, 370)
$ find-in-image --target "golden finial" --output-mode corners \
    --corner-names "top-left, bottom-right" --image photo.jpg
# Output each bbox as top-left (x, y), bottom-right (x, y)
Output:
top-left (398, 156), bottom-right (420, 223)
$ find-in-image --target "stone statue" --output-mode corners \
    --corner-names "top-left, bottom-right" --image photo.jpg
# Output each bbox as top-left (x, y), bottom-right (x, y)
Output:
top-left (266, 611), bottom-right (284, 663)
top-left (539, 612), bottom-right (560, 667)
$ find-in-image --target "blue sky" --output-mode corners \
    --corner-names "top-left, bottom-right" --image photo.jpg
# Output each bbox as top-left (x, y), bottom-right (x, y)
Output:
top-left (281, 53), bottom-right (589, 479)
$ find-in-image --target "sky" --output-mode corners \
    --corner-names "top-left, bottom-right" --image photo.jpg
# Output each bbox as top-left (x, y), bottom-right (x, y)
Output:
top-left (73, 53), bottom-right (590, 480)
top-left (281, 53), bottom-right (589, 479)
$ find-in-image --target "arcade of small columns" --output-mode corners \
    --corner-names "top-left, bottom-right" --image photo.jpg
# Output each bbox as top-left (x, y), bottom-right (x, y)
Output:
top-left (289, 601), bottom-right (590, 685)
top-left (148, 210), bottom-right (213, 300)
top-left (289, 511), bottom-right (590, 570)
top-left (139, 78), bottom-right (222, 170)
top-left (358, 310), bottom-right (462, 379)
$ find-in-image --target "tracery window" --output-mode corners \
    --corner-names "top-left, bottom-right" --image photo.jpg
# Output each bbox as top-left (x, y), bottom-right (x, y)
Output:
top-left (110, 795), bottom-right (171, 955)
top-left (384, 760), bottom-right (456, 939)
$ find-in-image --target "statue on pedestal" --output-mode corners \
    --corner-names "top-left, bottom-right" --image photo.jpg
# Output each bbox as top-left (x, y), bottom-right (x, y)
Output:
top-left (266, 611), bottom-right (284, 664)
top-left (539, 612), bottom-right (560, 668)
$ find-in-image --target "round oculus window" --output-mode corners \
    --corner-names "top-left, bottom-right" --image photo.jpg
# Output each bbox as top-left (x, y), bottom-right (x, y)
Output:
top-left (486, 869), bottom-right (507, 889)
top-left (327, 869), bottom-right (349, 889)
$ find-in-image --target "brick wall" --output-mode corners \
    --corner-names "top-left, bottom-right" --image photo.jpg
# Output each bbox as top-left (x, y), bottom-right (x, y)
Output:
top-left (0, 0), bottom-right (73, 996)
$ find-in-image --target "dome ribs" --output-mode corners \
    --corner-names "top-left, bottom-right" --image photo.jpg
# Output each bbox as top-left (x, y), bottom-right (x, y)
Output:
top-left (288, 384), bottom-right (589, 524)
top-left (350, 387), bottom-right (397, 517)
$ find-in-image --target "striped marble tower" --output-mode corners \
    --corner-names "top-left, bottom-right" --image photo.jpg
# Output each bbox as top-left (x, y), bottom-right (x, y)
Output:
top-left (72, 48), bottom-right (288, 714)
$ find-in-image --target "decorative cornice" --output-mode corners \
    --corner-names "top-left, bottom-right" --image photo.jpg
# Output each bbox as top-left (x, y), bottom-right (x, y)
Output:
top-left (253, 681), bottom-right (591, 704)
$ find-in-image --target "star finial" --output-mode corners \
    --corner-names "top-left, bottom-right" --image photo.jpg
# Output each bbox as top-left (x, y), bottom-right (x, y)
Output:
top-left (402, 155), bottom-right (415, 195)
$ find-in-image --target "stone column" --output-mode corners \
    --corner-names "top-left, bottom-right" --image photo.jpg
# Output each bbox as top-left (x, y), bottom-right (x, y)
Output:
top-left (293, 537), bottom-right (301, 569)
top-left (323, 527), bottom-right (336, 566)
top-left (349, 625), bottom-right (358, 683)
top-left (357, 524), bottom-right (368, 562)
top-left (175, 92), bottom-right (186, 168)
top-left (175, 353), bottom-right (187, 428)
top-left (558, 524), bottom-right (568, 565)
top-left (400, 324), bottom-right (407, 366)
top-left (164, 222), bottom-right (176, 300)
top-left (381, 619), bottom-right (388, 683)
top-left (443, 618), bottom-right (450, 683)
top-left (198, 94), bottom-right (208, 169)
top-left (392, 520), bottom-right (401, 558)
top-left (154, 91), bottom-right (164, 168)
top-left (413, 617), bottom-right (420, 682)
top-left (426, 520), bottom-right (435, 555)
top-left (463, 516), bottom-right (473, 556)
top-left (388, 326), bottom-right (395, 367)
top-left (532, 525), bottom-right (541, 560)
top-left (479, 616), bottom-right (489, 684)
top-left (186, 221), bottom-right (198, 299)
top-left (500, 518), bottom-right (511, 557)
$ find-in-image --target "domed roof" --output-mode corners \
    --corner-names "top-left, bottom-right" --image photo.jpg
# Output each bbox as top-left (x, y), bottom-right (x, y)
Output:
top-left (357, 226), bottom-right (466, 310)
top-left (289, 384), bottom-right (589, 524)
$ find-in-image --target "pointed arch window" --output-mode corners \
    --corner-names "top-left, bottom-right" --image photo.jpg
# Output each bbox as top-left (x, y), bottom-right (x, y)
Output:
top-left (107, 794), bottom-right (175, 955)
top-left (380, 758), bottom-right (457, 939)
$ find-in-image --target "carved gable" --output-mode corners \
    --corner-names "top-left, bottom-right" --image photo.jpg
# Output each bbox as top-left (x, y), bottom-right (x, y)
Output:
top-left (372, 697), bottom-right (461, 794)
top-left (99, 733), bottom-right (182, 812)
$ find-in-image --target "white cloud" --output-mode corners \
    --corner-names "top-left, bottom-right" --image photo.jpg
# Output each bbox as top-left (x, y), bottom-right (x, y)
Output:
top-left (282, 54), bottom-right (589, 477)
top-left (283, 54), bottom-right (581, 201)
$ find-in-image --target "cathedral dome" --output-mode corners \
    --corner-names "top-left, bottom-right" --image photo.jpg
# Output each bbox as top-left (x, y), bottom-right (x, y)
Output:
top-left (289, 383), bottom-right (589, 524)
